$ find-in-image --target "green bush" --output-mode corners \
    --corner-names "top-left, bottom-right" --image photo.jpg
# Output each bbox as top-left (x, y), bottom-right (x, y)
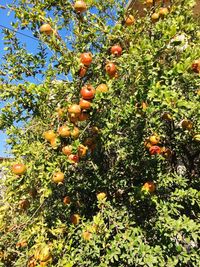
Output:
top-left (0, 0), bottom-right (200, 266)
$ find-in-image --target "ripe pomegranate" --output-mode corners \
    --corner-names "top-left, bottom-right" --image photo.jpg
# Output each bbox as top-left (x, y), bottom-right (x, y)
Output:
top-left (79, 98), bottom-right (92, 110)
top-left (80, 84), bottom-right (95, 100)
top-left (68, 104), bottom-right (81, 118)
top-left (78, 112), bottom-right (89, 121)
top-left (151, 13), bottom-right (160, 21)
top-left (74, 0), bottom-right (87, 13)
top-left (43, 130), bottom-right (56, 142)
top-left (96, 84), bottom-right (108, 93)
top-left (111, 45), bottom-right (122, 56)
top-left (149, 146), bottom-right (161, 155)
top-left (124, 15), bottom-right (135, 26)
top-left (58, 125), bottom-right (71, 138)
top-left (68, 154), bottom-right (79, 163)
top-left (12, 163), bottom-right (27, 175)
top-left (80, 52), bottom-right (92, 66)
top-left (39, 24), bottom-right (53, 35)
top-left (52, 171), bottom-right (64, 183)
top-left (105, 62), bottom-right (117, 76)
top-left (142, 181), bottom-right (156, 193)
top-left (149, 135), bottom-right (160, 145)
top-left (159, 7), bottom-right (169, 17)
top-left (62, 145), bottom-right (73, 156)
top-left (78, 144), bottom-right (88, 158)
top-left (50, 137), bottom-right (60, 149)
top-left (63, 196), bottom-right (71, 205)
top-left (71, 127), bottom-right (80, 139)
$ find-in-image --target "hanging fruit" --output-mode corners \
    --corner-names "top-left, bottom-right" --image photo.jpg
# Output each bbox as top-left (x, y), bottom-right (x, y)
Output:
top-left (111, 45), bottom-right (122, 57)
top-left (80, 84), bottom-right (95, 100)
top-left (80, 52), bottom-right (92, 66)
top-left (74, 1), bottom-right (87, 14)
top-left (39, 24), bottom-right (53, 35)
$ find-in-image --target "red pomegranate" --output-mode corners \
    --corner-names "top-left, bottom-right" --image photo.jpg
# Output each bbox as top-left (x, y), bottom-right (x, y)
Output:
top-left (105, 62), bottom-right (117, 76)
top-left (149, 146), bottom-right (161, 155)
top-left (111, 45), bottom-right (122, 56)
top-left (80, 84), bottom-right (95, 100)
top-left (80, 52), bottom-right (92, 66)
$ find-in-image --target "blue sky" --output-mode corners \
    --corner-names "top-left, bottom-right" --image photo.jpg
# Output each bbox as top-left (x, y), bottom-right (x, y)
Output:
top-left (0, 0), bottom-right (39, 157)
top-left (0, 1), bottom-right (13, 157)
top-left (0, 1), bottom-right (121, 157)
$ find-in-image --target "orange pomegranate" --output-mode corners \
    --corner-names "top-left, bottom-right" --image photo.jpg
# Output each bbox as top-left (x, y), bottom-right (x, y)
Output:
top-left (43, 130), bottom-right (56, 142)
top-left (149, 135), bottom-right (160, 145)
top-left (58, 125), bottom-right (71, 138)
top-left (74, 0), bottom-right (87, 13)
top-left (125, 15), bottom-right (135, 26)
top-left (71, 127), bottom-right (80, 139)
top-left (159, 7), bottom-right (169, 17)
top-left (151, 13), bottom-right (160, 22)
top-left (142, 181), bottom-right (156, 193)
top-left (79, 98), bottom-right (92, 110)
top-left (78, 144), bottom-right (88, 158)
top-left (52, 172), bottom-right (64, 183)
top-left (111, 45), bottom-right (122, 56)
top-left (105, 62), bottom-right (117, 76)
top-left (12, 163), bottom-right (27, 175)
top-left (68, 104), bottom-right (81, 118)
top-left (62, 145), bottom-right (73, 156)
top-left (39, 24), bottom-right (53, 35)
top-left (80, 52), bottom-right (92, 66)
top-left (50, 137), bottom-right (60, 149)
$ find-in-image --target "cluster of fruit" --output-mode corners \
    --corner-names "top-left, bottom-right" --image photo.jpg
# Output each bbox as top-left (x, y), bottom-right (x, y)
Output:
top-left (151, 7), bottom-right (169, 22)
top-left (42, 43), bottom-right (124, 165)
top-left (144, 134), bottom-right (172, 158)
top-left (42, 82), bottom-right (106, 166)
top-left (79, 45), bottom-right (123, 81)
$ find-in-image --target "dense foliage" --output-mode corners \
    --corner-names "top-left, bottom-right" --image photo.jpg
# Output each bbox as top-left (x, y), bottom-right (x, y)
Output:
top-left (0, 0), bottom-right (200, 266)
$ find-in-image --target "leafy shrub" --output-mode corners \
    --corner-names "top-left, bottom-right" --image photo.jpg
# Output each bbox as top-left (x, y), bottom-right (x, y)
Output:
top-left (0, 0), bottom-right (199, 266)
